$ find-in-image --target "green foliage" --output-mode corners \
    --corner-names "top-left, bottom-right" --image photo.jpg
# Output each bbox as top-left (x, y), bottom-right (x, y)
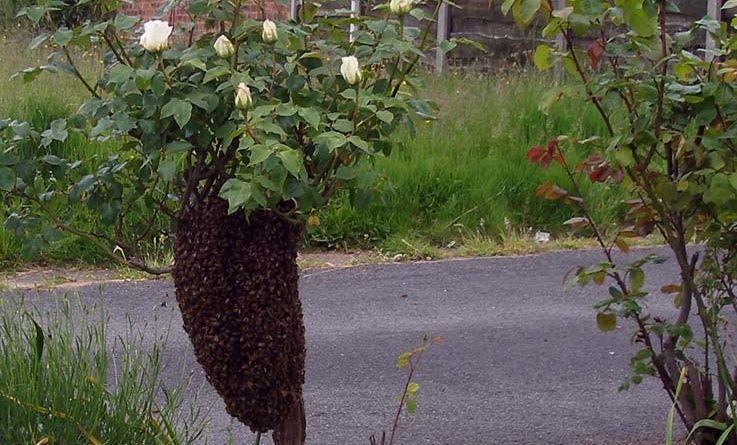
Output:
top-left (0, 0), bottom-right (452, 273)
top-left (515, 0), bottom-right (737, 443)
top-left (0, 296), bottom-right (208, 444)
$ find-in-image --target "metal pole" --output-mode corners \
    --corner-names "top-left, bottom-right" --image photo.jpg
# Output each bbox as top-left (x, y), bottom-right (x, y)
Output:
top-left (435, 2), bottom-right (449, 74)
top-left (706, 0), bottom-right (721, 58)
top-left (349, 0), bottom-right (361, 41)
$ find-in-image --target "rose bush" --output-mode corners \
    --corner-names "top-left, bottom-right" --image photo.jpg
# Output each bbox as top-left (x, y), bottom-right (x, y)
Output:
top-left (508, 0), bottom-right (737, 443)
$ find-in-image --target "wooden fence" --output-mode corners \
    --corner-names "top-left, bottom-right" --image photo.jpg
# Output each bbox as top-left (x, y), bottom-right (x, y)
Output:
top-left (125, 0), bottom-right (728, 73)
top-left (296, 0), bottom-right (728, 73)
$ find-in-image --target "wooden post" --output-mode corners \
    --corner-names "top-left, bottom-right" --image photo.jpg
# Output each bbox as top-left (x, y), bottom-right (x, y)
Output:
top-left (289, 0), bottom-right (298, 21)
top-left (349, 0), bottom-right (361, 42)
top-left (435, 2), bottom-right (449, 74)
top-left (706, 0), bottom-right (721, 59)
top-left (552, 0), bottom-right (565, 51)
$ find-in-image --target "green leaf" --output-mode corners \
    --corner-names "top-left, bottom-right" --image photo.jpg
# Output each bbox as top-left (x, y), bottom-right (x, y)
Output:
top-left (277, 149), bottom-right (303, 177)
top-left (512, 0), bottom-right (541, 29)
top-left (405, 398), bottom-right (417, 414)
top-left (157, 159), bottom-right (177, 181)
top-left (376, 110), bottom-right (394, 124)
top-left (219, 178), bottom-right (252, 214)
top-left (317, 131), bottom-right (349, 150)
top-left (628, 268), bottom-right (644, 292)
top-left (248, 145), bottom-right (274, 165)
top-left (596, 312), bottom-right (617, 332)
top-left (704, 174), bottom-right (734, 205)
top-left (0, 166), bottom-right (15, 191)
top-left (348, 136), bottom-right (370, 152)
top-left (396, 351), bottom-right (411, 369)
top-left (161, 99), bottom-right (193, 128)
top-left (19, 6), bottom-right (46, 25)
top-left (52, 28), bottom-right (74, 46)
top-left (165, 140), bottom-right (193, 154)
top-left (28, 315), bottom-right (45, 362)
top-left (533, 44), bottom-right (552, 71)
top-left (406, 382), bottom-right (420, 394)
top-left (203, 66), bottom-right (231, 84)
top-left (439, 40), bottom-right (457, 54)
top-left (335, 166), bottom-right (359, 180)
top-left (298, 108), bottom-right (321, 128)
top-left (113, 13), bottom-right (139, 31)
top-left (723, 0), bottom-right (737, 9)
top-left (500, 0), bottom-right (515, 15)
top-left (578, 0), bottom-right (604, 15)
top-left (617, 0), bottom-right (657, 37)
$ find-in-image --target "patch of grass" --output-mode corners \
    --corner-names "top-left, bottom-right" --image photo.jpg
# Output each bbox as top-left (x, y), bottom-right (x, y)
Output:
top-left (0, 295), bottom-right (209, 444)
top-left (312, 72), bottom-right (628, 253)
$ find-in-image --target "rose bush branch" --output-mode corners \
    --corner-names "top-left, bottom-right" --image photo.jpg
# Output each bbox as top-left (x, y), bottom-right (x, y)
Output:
top-left (508, 0), bottom-right (737, 443)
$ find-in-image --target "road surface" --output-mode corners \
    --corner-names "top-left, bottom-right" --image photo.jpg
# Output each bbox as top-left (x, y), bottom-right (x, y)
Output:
top-left (5, 247), bottom-right (687, 444)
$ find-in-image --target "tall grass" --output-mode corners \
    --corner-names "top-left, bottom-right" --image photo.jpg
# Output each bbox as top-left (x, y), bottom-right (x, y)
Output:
top-left (310, 73), bottom-right (626, 250)
top-left (0, 296), bottom-right (209, 444)
top-left (0, 32), bottom-right (629, 266)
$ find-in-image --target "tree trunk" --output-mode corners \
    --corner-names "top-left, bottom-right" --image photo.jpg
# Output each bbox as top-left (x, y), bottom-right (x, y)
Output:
top-left (172, 197), bottom-right (306, 444)
top-left (273, 397), bottom-right (306, 445)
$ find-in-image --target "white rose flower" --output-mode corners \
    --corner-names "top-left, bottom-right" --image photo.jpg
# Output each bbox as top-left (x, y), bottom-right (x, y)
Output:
top-left (214, 35), bottom-right (235, 59)
top-left (262, 19), bottom-right (278, 44)
top-left (340, 56), bottom-right (362, 85)
top-left (139, 20), bottom-right (173, 53)
top-left (235, 83), bottom-right (252, 110)
top-left (390, 0), bottom-right (413, 15)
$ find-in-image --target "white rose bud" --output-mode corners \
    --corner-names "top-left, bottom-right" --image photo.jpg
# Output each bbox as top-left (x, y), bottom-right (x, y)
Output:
top-left (139, 20), bottom-right (173, 53)
top-left (235, 83), bottom-right (252, 110)
top-left (262, 19), bottom-right (278, 44)
top-left (214, 35), bottom-right (235, 59)
top-left (390, 0), bottom-right (413, 15)
top-left (340, 56), bottom-right (362, 85)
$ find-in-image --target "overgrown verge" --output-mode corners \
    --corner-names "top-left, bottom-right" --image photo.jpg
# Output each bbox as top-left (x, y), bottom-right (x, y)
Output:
top-left (0, 295), bottom-right (208, 444)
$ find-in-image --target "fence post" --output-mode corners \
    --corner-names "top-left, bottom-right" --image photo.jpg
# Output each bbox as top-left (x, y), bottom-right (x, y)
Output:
top-left (289, 0), bottom-right (298, 21)
top-left (349, 0), bottom-right (361, 41)
top-left (552, 0), bottom-right (565, 51)
top-left (435, 2), bottom-right (449, 74)
top-left (706, 0), bottom-right (721, 58)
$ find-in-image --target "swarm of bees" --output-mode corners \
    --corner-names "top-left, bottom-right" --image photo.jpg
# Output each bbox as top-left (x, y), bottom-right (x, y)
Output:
top-left (172, 197), bottom-right (305, 433)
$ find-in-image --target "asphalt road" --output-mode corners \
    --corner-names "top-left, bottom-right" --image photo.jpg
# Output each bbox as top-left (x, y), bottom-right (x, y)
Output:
top-left (6, 247), bottom-right (688, 445)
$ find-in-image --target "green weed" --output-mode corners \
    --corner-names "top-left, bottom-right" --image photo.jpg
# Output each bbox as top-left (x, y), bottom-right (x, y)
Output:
top-left (0, 295), bottom-right (209, 444)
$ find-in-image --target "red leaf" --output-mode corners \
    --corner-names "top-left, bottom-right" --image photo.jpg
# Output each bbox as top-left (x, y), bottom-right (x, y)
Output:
top-left (546, 138), bottom-right (559, 155)
top-left (539, 153), bottom-right (553, 169)
top-left (527, 146), bottom-right (546, 164)
top-left (587, 38), bottom-right (605, 70)
top-left (535, 181), bottom-right (552, 198)
top-left (588, 165), bottom-right (610, 183)
top-left (544, 184), bottom-right (568, 200)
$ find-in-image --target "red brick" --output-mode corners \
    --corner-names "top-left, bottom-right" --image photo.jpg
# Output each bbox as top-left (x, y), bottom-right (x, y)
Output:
top-left (120, 0), bottom-right (288, 25)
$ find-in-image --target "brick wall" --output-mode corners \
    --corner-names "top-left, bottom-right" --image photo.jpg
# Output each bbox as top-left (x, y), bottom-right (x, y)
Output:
top-left (120, 0), bottom-right (288, 25)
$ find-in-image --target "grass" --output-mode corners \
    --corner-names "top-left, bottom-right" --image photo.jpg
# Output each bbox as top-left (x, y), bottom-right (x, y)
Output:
top-left (0, 295), bottom-right (209, 444)
top-left (309, 72), bottom-right (627, 253)
top-left (0, 33), bottom-right (631, 269)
